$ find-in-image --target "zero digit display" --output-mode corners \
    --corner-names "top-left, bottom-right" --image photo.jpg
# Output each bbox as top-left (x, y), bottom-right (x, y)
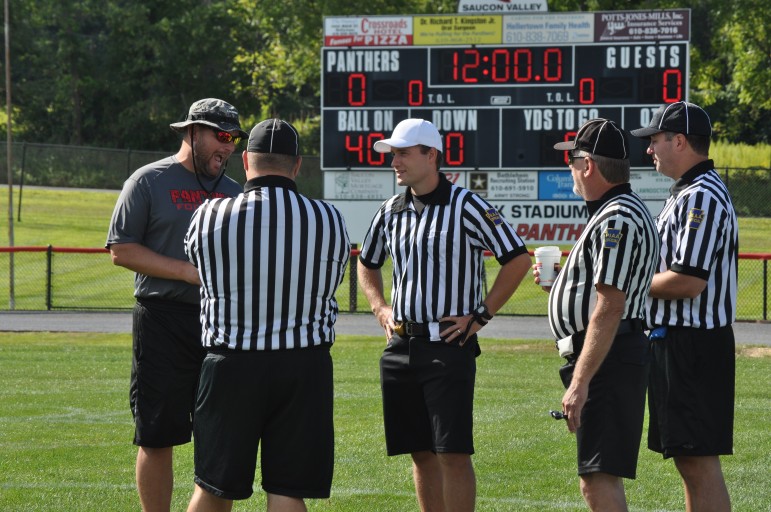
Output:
top-left (322, 11), bottom-right (690, 171)
top-left (433, 46), bottom-right (573, 85)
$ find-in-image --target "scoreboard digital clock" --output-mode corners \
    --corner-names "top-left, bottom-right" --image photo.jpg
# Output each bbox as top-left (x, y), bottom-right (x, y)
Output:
top-left (321, 10), bottom-right (690, 171)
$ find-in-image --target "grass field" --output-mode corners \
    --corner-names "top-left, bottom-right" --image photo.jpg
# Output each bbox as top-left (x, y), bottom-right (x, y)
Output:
top-left (0, 333), bottom-right (769, 512)
top-left (0, 187), bottom-right (769, 510)
top-left (2, 186), bottom-right (770, 251)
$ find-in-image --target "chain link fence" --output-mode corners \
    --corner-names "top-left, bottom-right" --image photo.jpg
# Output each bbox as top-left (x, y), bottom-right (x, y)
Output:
top-left (1, 247), bottom-right (768, 321)
top-left (0, 141), bottom-right (767, 215)
top-left (0, 142), bottom-right (323, 198)
top-left (0, 142), bottom-right (769, 318)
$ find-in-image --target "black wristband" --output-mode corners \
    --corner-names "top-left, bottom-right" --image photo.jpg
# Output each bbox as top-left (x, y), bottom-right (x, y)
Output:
top-left (471, 302), bottom-right (493, 326)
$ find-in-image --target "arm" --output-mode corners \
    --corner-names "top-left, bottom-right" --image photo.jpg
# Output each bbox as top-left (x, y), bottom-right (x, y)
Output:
top-left (357, 263), bottom-right (395, 341)
top-left (649, 270), bottom-right (707, 300)
top-left (484, 251), bottom-right (532, 315)
top-left (109, 242), bottom-right (201, 286)
top-left (652, 189), bottom-right (721, 301)
top-left (441, 251), bottom-right (532, 343)
top-left (562, 283), bottom-right (625, 433)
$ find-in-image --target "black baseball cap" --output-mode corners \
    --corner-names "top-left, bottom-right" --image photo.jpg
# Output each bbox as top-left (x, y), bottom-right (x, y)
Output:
top-left (630, 101), bottom-right (712, 138)
top-left (553, 118), bottom-right (629, 160)
top-left (247, 119), bottom-right (300, 156)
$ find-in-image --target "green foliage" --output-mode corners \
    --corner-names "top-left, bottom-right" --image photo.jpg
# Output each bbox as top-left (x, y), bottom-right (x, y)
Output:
top-left (232, 1), bottom-right (321, 120)
top-left (6, 0), bottom-right (257, 150)
top-left (686, 0), bottom-right (771, 143)
top-left (0, 333), bottom-right (769, 510)
top-left (712, 141), bottom-right (771, 169)
top-left (1, 0), bottom-right (769, 149)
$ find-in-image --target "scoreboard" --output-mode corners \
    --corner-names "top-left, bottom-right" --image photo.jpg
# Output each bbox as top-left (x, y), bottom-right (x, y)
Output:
top-left (322, 10), bottom-right (690, 171)
top-left (321, 9), bottom-right (690, 242)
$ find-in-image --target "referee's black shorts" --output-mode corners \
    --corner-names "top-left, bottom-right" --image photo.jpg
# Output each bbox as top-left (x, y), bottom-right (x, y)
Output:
top-left (192, 345), bottom-right (334, 501)
top-left (130, 298), bottom-right (204, 448)
top-left (648, 325), bottom-right (735, 458)
top-left (379, 333), bottom-right (478, 456)
top-left (574, 331), bottom-right (650, 479)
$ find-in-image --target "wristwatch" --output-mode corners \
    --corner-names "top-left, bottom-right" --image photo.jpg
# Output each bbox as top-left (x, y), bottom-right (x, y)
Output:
top-left (472, 303), bottom-right (493, 326)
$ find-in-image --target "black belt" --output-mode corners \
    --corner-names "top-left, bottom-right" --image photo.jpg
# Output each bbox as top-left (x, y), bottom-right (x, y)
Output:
top-left (616, 318), bottom-right (645, 335)
top-left (207, 343), bottom-right (331, 353)
top-left (393, 321), bottom-right (454, 337)
top-left (571, 318), bottom-right (645, 354)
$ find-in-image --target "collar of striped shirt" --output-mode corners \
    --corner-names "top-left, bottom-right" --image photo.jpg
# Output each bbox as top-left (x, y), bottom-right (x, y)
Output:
top-left (244, 175), bottom-right (298, 193)
top-left (669, 159), bottom-right (714, 198)
top-left (585, 183), bottom-right (633, 216)
top-left (392, 172), bottom-right (452, 212)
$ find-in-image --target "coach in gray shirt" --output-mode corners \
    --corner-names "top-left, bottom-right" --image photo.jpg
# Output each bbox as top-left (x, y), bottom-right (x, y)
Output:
top-left (106, 98), bottom-right (245, 511)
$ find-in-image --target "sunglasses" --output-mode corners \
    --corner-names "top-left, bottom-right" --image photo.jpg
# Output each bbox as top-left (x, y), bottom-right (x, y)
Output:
top-left (209, 127), bottom-right (241, 145)
top-left (567, 153), bottom-right (591, 166)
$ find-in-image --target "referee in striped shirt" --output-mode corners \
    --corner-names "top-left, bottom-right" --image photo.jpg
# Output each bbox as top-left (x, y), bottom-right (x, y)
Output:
top-left (538, 119), bottom-right (659, 511)
top-left (631, 102), bottom-right (738, 512)
top-left (184, 119), bottom-right (350, 510)
top-left (358, 118), bottom-right (531, 512)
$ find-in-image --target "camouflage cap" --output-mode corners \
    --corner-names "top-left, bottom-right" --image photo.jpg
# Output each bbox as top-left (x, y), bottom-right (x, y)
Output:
top-left (170, 98), bottom-right (248, 138)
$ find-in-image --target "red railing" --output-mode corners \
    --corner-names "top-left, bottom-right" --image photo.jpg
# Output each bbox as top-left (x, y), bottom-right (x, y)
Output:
top-left (1, 246), bottom-right (769, 319)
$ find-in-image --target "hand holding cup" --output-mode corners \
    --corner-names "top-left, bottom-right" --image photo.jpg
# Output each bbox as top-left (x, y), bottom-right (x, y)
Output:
top-left (534, 246), bottom-right (562, 287)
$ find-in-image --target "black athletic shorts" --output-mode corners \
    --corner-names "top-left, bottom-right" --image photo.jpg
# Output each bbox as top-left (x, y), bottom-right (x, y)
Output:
top-left (379, 333), bottom-right (477, 456)
top-left (130, 298), bottom-right (204, 448)
top-left (193, 346), bottom-right (334, 501)
top-left (648, 325), bottom-right (735, 458)
top-left (574, 331), bottom-right (650, 479)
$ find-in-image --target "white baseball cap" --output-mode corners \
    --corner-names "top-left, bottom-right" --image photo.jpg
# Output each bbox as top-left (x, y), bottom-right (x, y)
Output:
top-left (373, 118), bottom-right (443, 153)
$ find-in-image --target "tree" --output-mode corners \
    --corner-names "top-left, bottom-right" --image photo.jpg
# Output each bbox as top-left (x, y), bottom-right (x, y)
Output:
top-left (6, 0), bottom-right (255, 150)
top-left (689, 0), bottom-right (770, 143)
top-left (229, 0), bottom-right (453, 147)
top-left (227, 0), bottom-right (771, 148)
top-left (1, 0), bottom-right (769, 150)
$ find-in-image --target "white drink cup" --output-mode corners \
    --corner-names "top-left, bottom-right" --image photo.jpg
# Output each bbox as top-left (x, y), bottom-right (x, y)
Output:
top-left (534, 246), bottom-right (562, 286)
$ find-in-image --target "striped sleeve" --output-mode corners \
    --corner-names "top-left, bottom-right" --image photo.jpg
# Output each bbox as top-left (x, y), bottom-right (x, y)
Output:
top-left (359, 199), bottom-right (392, 269)
top-left (461, 192), bottom-right (528, 263)
top-left (669, 189), bottom-right (728, 280)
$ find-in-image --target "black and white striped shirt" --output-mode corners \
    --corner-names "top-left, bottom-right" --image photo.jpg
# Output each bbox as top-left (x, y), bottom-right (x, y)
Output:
top-left (647, 160), bottom-right (738, 329)
top-left (548, 184), bottom-right (659, 340)
top-left (184, 175), bottom-right (350, 350)
top-left (359, 173), bottom-right (528, 323)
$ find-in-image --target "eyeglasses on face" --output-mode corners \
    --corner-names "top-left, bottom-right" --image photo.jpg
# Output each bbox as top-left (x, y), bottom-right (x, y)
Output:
top-left (209, 127), bottom-right (241, 145)
top-left (567, 152), bottom-right (592, 166)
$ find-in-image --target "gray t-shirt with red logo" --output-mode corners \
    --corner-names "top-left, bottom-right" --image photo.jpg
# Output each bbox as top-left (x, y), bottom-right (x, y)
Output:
top-left (106, 156), bottom-right (242, 304)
